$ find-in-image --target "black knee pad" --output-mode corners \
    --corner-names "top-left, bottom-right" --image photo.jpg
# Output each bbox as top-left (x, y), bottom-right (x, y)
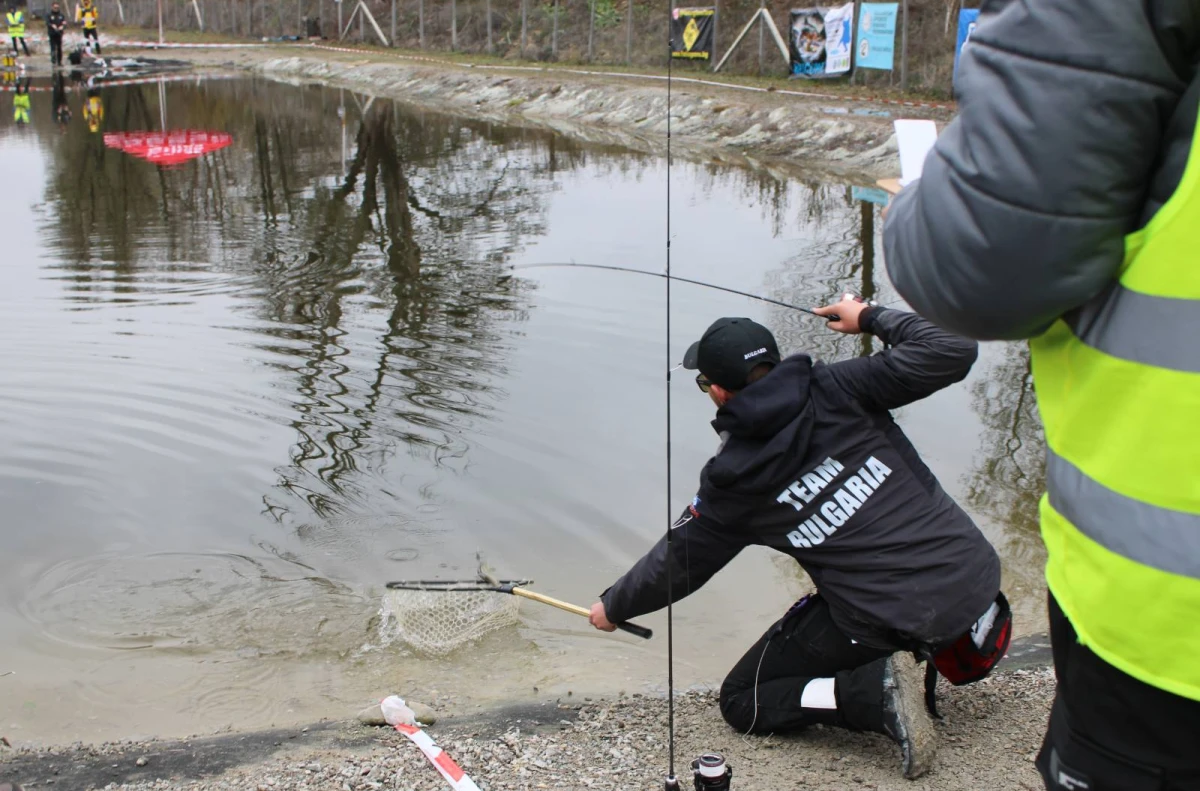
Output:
top-left (1037, 702), bottom-right (1166, 791)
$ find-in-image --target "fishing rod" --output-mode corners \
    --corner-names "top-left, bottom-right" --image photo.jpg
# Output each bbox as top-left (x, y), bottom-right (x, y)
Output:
top-left (509, 262), bottom-right (838, 320)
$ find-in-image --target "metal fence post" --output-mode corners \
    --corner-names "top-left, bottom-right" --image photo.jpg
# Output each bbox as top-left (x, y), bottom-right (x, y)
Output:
top-left (899, 0), bottom-right (908, 91)
top-left (587, 0), bottom-right (595, 61)
top-left (757, 0), bottom-right (764, 74)
top-left (451, 0), bottom-right (457, 49)
top-left (337, 0), bottom-right (342, 37)
top-left (520, 0), bottom-right (527, 54)
top-left (551, 0), bottom-right (558, 58)
top-left (390, 0), bottom-right (395, 45)
top-left (418, 0), bottom-right (424, 46)
top-left (625, 0), bottom-right (632, 63)
top-left (711, 0), bottom-right (719, 71)
top-left (486, 0), bottom-right (492, 51)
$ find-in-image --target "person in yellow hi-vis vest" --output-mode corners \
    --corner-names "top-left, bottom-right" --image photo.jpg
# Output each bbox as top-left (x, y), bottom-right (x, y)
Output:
top-left (7, 4), bottom-right (29, 56)
top-left (882, 3), bottom-right (1200, 791)
top-left (83, 91), bottom-right (102, 132)
top-left (76, 0), bottom-right (99, 54)
top-left (12, 77), bottom-right (29, 124)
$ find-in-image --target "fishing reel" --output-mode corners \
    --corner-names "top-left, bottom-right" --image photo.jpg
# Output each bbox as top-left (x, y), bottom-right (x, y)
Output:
top-left (664, 754), bottom-right (732, 791)
top-left (692, 753), bottom-right (733, 790)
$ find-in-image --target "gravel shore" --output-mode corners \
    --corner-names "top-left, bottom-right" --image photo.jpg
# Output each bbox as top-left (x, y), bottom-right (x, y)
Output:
top-left (3, 667), bottom-right (1053, 791)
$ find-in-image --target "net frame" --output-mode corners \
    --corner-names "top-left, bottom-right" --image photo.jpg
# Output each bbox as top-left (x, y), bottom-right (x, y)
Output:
top-left (381, 579), bottom-right (532, 656)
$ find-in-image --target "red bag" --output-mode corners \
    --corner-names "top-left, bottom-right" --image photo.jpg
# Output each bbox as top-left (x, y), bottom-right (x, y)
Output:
top-left (923, 592), bottom-right (1012, 717)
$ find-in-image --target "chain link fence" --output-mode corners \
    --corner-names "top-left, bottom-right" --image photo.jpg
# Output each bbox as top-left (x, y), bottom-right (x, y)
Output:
top-left (36, 0), bottom-right (963, 94)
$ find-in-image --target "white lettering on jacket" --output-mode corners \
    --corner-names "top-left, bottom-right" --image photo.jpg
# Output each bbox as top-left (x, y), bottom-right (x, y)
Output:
top-left (781, 456), bottom-right (893, 548)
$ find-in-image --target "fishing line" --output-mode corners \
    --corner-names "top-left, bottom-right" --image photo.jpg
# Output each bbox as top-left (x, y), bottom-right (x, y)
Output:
top-left (509, 262), bottom-right (831, 318)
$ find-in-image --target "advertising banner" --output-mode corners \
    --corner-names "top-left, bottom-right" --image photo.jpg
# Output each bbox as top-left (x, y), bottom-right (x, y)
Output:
top-left (670, 7), bottom-right (716, 60)
top-left (789, 4), bottom-right (852, 77)
top-left (856, 2), bottom-right (898, 71)
top-left (954, 8), bottom-right (980, 86)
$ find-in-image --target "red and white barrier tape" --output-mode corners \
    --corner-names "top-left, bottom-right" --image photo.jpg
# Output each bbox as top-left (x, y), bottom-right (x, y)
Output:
top-left (0, 72), bottom-right (236, 91)
top-left (20, 33), bottom-right (287, 48)
top-left (394, 723), bottom-right (482, 791)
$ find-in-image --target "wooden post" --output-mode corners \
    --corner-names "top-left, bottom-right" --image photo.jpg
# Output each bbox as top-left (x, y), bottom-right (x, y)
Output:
top-left (899, 0), bottom-right (908, 91)
top-left (587, 0), bottom-right (595, 61)
top-left (520, 0), bottom-right (526, 54)
top-left (486, 0), bottom-right (492, 52)
top-left (858, 197), bottom-right (876, 358)
top-left (157, 0), bottom-right (164, 42)
top-left (451, 0), bottom-right (457, 49)
top-left (358, 1), bottom-right (363, 39)
top-left (337, 0), bottom-right (343, 39)
top-left (551, 0), bottom-right (558, 58)
top-left (418, 0), bottom-right (423, 46)
top-left (390, 0), bottom-right (395, 45)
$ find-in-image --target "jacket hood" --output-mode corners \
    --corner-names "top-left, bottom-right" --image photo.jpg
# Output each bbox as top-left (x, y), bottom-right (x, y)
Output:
top-left (706, 354), bottom-right (815, 494)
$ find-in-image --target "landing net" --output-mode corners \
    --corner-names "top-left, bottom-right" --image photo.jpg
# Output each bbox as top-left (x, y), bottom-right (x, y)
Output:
top-left (380, 580), bottom-right (529, 656)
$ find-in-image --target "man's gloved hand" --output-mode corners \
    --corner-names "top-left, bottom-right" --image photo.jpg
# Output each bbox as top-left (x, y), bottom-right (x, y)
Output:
top-left (814, 294), bottom-right (875, 335)
top-left (589, 601), bottom-right (616, 632)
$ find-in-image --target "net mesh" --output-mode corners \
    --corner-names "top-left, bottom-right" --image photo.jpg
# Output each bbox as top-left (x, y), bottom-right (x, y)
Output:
top-left (380, 582), bottom-right (524, 656)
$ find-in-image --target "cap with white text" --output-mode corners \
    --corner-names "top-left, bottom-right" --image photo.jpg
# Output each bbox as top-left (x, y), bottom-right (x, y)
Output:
top-left (681, 317), bottom-right (781, 391)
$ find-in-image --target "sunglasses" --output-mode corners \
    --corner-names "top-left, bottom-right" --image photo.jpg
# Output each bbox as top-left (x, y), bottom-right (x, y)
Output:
top-left (695, 374), bottom-right (713, 393)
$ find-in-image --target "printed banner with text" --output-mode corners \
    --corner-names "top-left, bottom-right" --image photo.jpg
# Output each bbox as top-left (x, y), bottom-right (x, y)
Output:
top-left (856, 2), bottom-right (898, 71)
top-left (954, 8), bottom-right (980, 87)
top-left (670, 7), bottom-right (715, 60)
top-left (789, 5), bottom-right (854, 77)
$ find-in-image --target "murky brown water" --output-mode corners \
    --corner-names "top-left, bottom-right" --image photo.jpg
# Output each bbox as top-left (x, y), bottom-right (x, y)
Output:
top-left (0, 73), bottom-right (1046, 746)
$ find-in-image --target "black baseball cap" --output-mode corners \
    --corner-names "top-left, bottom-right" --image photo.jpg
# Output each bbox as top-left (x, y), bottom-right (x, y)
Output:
top-left (681, 317), bottom-right (781, 391)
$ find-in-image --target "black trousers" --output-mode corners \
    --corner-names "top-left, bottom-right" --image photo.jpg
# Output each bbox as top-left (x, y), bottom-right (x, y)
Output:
top-left (10, 35), bottom-right (28, 56)
top-left (719, 594), bottom-right (894, 735)
top-left (83, 27), bottom-right (100, 53)
top-left (48, 33), bottom-right (62, 65)
top-left (1037, 593), bottom-right (1200, 791)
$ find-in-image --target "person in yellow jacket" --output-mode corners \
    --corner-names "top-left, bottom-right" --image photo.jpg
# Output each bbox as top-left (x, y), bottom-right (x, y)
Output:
top-left (882, 3), bottom-right (1200, 791)
top-left (7, 4), bottom-right (29, 57)
top-left (82, 85), bottom-right (102, 132)
top-left (12, 77), bottom-right (29, 124)
top-left (76, 0), bottom-right (99, 54)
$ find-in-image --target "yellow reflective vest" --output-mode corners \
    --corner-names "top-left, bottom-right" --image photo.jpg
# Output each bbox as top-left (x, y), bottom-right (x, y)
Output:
top-left (13, 92), bottom-right (29, 123)
top-left (6, 10), bottom-right (24, 37)
top-left (1029, 117), bottom-right (1200, 702)
top-left (79, 3), bottom-right (97, 28)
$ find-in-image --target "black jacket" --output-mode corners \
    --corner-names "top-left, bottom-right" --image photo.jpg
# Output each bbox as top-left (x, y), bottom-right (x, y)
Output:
top-left (601, 308), bottom-right (1001, 649)
top-left (47, 9), bottom-right (66, 34)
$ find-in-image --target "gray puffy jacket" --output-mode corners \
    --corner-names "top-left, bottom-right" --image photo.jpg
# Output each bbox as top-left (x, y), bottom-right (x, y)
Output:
top-left (884, 0), bottom-right (1200, 340)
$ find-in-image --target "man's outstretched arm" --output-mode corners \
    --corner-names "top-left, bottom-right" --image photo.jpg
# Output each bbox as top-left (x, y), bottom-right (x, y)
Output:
top-left (591, 507), bottom-right (746, 629)
top-left (816, 300), bottom-right (978, 413)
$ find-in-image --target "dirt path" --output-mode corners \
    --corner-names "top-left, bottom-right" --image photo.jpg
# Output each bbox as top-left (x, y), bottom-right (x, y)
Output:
top-left (113, 41), bottom-right (952, 181)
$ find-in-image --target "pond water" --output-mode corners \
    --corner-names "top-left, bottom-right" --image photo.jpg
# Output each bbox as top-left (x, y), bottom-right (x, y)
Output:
top-left (0, 73), bottom-right (1046, 745)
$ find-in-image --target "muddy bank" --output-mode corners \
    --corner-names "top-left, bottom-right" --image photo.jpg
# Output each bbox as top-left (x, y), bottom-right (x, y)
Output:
top-left (135, 44), bottom-right (949, 181)
top-left (1, 667), bottom-right (1053, 791)
top-left (2, 634), bottom-right (1052, 791)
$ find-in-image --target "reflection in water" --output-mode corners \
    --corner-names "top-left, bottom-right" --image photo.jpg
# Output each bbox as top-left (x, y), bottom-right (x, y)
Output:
top-left (966, 343), bottom-right (1044, 535)
top-left (0, 75), bottom-right (1051, 745)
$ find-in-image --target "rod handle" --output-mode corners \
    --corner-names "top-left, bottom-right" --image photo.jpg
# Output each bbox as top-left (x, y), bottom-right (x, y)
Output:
top-left (616, 620), bottom-right (654, 640)
top-left (511, 587), bottom-right (653, 639)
